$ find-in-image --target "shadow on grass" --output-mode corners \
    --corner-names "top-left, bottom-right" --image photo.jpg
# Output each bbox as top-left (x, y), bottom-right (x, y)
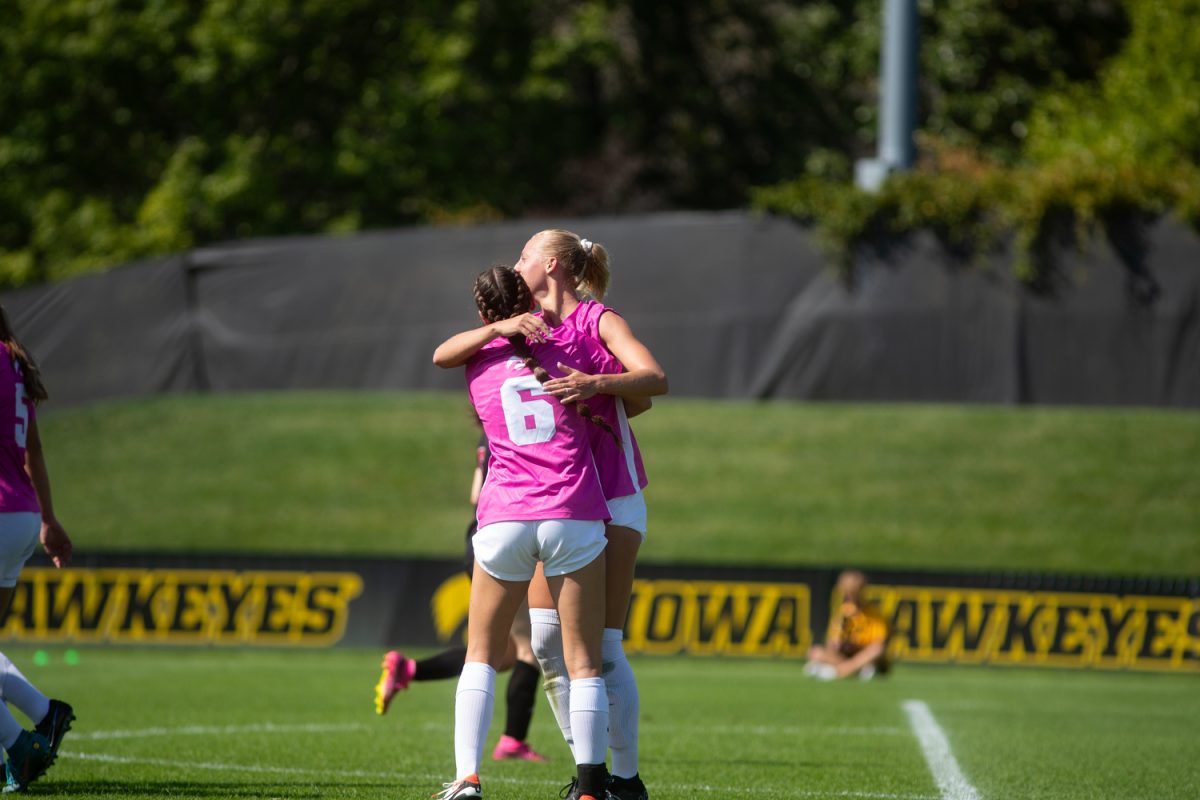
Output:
top-left (33, 780), bottom-right (403, 798)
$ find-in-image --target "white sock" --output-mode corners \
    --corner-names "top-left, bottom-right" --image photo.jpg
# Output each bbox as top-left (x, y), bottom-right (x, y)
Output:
top-left (530, 608), bottom-right (574, 755)
top-left (0, 704), bottom-right (22, 751)
top-left (569, 677), bottom-right (608, 767)
top-left (454, 662), bottom-right (496, 780)
top-left (0, 653), bottom-right (48, 726)
top-left (602, 628), bottom-right (640, 778)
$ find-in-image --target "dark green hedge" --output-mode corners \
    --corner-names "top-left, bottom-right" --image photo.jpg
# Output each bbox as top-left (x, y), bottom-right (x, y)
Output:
top-left (0, 0), bottom-right (1168, 286)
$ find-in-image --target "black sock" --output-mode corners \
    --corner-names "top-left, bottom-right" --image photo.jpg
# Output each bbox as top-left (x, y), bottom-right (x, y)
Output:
top-left (413, 647), bottom-right (467, 681)
top-left (502, 659), bottom-right (539, 740)
top-left (577, 763), bottom-right (610, 798)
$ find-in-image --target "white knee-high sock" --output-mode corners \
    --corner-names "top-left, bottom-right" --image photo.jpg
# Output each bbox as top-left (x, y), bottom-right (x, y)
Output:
top-left (530, 608), bottom-right (574, 755)
top-left (602, 628), bottom-right (640, 778)
top-left (569, 677), bottom-right (608, 767)
top-left (454, 662), bottom-right (496, 780)
top-left (0, 653), bottom-right (48, 726)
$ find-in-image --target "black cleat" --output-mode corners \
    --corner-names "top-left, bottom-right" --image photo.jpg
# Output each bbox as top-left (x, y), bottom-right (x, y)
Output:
top-left (608, 774), bottom-right (648, 800)
top-left (34, 699), bottom-right (75, 762)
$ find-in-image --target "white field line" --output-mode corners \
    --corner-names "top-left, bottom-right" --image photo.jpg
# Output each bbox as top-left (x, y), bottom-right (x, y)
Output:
top-left (75, 720), bottom-right (904, 741)
top-left (902, 700), bottom-right (982, 800)
top-left (61, 750), bottom-right (939, 799)
top-left (71, 722), bottom-right (370, 741)
top-left (62, 750), bottom-right (400, 780)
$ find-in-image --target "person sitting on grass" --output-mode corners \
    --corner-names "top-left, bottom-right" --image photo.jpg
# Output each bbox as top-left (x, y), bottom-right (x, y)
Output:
top-left (804, 570), bottom-right (890, 681)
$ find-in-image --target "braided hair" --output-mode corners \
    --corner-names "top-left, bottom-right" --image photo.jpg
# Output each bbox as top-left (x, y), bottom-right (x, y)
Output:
top-left (0, 305), bottom-right (47, 404)
top-left (473, 265), bottom-right (620, 448)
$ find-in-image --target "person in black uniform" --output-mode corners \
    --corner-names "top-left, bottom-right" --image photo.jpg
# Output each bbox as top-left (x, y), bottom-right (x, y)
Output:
top-left (375, 430), bottom-right (545, 762)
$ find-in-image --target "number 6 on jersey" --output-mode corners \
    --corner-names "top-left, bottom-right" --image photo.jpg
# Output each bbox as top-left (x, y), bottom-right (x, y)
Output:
top-left (500, 375), bottom-right (556, 445)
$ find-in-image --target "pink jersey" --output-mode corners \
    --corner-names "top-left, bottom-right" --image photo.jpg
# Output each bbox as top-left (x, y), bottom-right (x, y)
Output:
top-left (0, 344), bottom-right (39, 514)
top-left (559, 300), bottom-right (650, 499)
top-left (466, 327), bottom-right (611, 528)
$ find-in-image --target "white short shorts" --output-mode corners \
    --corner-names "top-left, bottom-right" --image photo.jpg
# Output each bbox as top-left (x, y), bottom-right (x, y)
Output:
top-left (606, 491), bottom-right (648, 539)
top-left (473, 519), bottom-right (607, 582)
top-left (0, 513), bottom-right (41, 588)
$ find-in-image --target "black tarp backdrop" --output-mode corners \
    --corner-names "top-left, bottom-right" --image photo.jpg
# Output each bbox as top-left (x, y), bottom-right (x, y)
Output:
top-left (4, 254), bottom-right (198, 405)
top-left (4, 211), bottom-right (1199, 407)
top-left (749, 222), bottom-right (1200, 404)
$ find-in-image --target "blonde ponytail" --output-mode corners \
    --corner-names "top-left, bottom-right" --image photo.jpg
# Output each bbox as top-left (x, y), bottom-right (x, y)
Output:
top-left (538, 229), bottom-right (611, 300)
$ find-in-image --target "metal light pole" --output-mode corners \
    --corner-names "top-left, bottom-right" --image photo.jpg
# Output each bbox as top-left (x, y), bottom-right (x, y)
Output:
top-left (855, 0), bottom-right (918, 191)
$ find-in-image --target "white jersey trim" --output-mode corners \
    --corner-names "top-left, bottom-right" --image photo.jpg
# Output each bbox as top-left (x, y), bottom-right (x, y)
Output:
top-left (615, 398), bottom-right (640, 492)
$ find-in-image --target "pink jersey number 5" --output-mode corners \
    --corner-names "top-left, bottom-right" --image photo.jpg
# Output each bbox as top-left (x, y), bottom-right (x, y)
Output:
top-left (13, 383), bottom-right (27, 448)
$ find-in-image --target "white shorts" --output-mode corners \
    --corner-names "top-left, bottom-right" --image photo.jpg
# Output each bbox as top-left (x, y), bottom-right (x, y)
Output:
top-left (0, 513), bottom-right (41, 588)
top-left (607, 492), bottom-right (648, 539)
top-left (473, 519), bottom-right (607, 582)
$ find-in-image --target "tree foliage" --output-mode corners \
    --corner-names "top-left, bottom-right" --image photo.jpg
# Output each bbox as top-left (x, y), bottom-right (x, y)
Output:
top-left (0, 0), bottom-right (1163, 286)
top-left (756, 0), bottom-right (1200, 285)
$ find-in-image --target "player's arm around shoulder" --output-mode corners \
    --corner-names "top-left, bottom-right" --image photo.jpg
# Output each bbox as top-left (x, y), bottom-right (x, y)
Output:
top-left (624, 395), bottom-right (652, 418)
top-left (594, 311), bottom-right (668, 398)
top-left (432, 315), bottom-right (550, 368)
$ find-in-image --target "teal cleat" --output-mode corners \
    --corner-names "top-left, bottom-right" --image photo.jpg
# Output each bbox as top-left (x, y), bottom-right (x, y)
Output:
top-left (3, 730), bottom-right (53, 793)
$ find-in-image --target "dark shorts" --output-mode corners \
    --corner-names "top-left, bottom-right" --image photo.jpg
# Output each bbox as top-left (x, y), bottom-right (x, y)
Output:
top-left (463, 519), bottom-right (478, 578)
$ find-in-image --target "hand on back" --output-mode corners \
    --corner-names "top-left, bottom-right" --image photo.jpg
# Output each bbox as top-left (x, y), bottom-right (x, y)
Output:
top-left (490, 314), bottom-right (550, 343)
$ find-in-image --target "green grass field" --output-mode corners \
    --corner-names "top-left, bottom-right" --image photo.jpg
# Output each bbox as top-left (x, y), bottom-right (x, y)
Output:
top-left (12, 645), bottom-right (1197, 800)
top-left (40, 391), bottom-right (1200, 575)
top-left (16, 393), bottom-right (1200, 799)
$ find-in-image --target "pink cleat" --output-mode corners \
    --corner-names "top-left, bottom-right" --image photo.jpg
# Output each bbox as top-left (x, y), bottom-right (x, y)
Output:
top-left (492, 734), bottom-right (547, 762)
top-left (375, 650), bottom-right (416, 715)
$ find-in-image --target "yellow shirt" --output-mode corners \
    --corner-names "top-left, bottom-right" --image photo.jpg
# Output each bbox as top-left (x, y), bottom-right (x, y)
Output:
top-left (828, 603), bottom-right (888, 655)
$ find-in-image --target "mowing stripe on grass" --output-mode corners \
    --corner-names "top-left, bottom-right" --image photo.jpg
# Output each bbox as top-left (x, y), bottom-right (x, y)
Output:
top-left (698, 724), bottom-right (905, 737)
top-left (62, 750), bottom-right (939, 799)
top-left (902, 700), bottom-right (981, 800)
top-left (63, 751), bottom-right (562, 788)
